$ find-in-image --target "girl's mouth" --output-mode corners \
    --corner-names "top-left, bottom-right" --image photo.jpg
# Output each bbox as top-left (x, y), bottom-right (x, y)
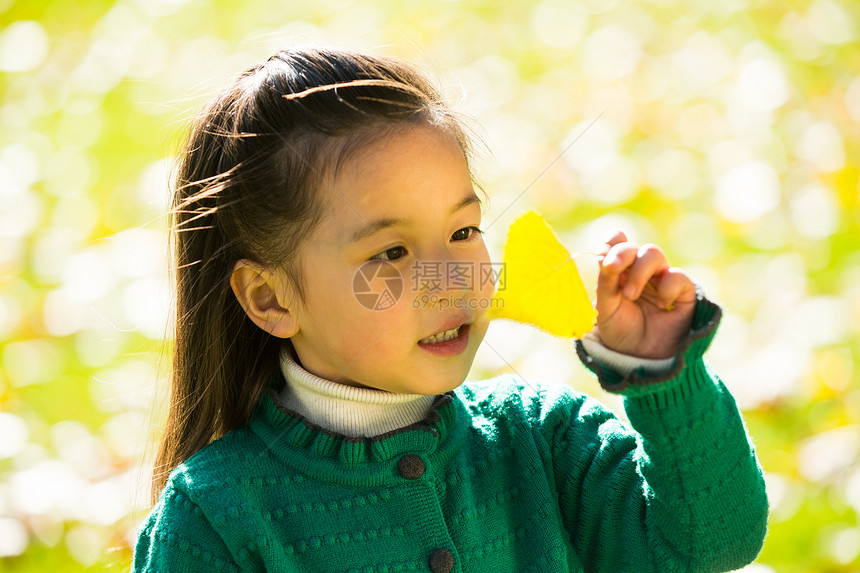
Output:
top-left (418, 324), bottom-right (471, 356)
top-left (419, 325), bottom-right (462, 344)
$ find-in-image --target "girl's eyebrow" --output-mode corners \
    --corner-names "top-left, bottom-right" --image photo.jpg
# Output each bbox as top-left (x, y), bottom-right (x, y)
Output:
top-left (347, 193), bottom-right (482, 244)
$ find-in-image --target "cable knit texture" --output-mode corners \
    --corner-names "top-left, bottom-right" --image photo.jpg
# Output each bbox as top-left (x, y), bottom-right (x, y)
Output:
top-left (133, 296), bottom-right (768, 572)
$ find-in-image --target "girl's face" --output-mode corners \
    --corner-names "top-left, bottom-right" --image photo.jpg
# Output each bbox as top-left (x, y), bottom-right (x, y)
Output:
top-left (286, 125), bottom-right (495, 395)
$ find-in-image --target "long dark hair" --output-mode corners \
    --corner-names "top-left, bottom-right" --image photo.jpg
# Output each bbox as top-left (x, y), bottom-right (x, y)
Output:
top-left (152, 46), bottom-right (473, 502)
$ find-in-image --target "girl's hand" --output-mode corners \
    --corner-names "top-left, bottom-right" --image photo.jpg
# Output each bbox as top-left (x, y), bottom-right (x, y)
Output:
top-left (593, 231), bottom-right (697, 359)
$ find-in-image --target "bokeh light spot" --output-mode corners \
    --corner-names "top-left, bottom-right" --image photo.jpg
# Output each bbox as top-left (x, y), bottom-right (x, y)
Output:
top-left (0, 413), bottom-right (29, 459)
top-left (798, 425), bottom-right (860, 482)
top-left (531, 0), bottom-right (589, 49)
top-left (2, 339), bottom-right (64, 387)
top-left (829, 527), bottom-right (860, 565)
top-left (731, 50), bottom-right (789, 112)
top-left (795, 121), bottom-right (845, 173)
top-left (582, 25), bottom-right (642, 80)
top-left (714, 160), bottom-right (781, 223)
top-left (0, 21), bottom-right (49, 73)
top-left (0, 518), bottom-right (28, 557)
top-left (807, 0), bottom-right (857, 45)
top-left (790, 185), bottom-right (839, 238)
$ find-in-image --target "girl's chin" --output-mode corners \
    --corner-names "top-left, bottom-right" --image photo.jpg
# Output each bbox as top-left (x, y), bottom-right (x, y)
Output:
top-left (419, 372), bottom-right (470, 395)
top-left (361, 376), bottom-right (465, 395)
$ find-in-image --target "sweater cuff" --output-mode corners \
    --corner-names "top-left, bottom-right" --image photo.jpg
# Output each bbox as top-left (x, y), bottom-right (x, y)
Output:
top-left (575, 285), bottom-right (722, 396)
top-left (579, 333), bottom-right (675, 376)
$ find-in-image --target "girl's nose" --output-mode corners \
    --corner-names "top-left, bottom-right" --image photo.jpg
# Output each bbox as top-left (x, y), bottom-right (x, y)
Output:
top-left (410, 259), bottom-right (472, 291)
top-left (411, 257), bottom-right (474, 308)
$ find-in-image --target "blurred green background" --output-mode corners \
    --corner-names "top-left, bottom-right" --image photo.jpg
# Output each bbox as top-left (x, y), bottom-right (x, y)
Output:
top-left (1, 0), bottom-right (858, 570)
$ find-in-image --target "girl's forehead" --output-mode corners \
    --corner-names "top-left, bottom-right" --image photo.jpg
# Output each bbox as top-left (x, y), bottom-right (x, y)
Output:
top-left (339, 124), bottom-right (464, 172)
top-left (324, 126), bottom-right (466, 196)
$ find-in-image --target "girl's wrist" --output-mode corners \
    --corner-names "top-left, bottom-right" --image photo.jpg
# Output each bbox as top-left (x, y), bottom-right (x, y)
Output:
top-left (579, 331), bottom-right (675, 377)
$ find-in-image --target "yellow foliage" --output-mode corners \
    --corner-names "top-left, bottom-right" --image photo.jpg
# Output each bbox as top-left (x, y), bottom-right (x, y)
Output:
top-left (488, 210), bottom-right (597, 338)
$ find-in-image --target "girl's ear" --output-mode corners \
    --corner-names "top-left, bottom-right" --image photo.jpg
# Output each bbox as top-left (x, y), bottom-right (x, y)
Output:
top-left (230, 260), bottom-right (300, 338)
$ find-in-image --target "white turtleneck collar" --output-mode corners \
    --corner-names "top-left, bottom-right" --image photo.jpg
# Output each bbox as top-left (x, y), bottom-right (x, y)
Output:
top-left (278, 345), bottom-right (437, 438)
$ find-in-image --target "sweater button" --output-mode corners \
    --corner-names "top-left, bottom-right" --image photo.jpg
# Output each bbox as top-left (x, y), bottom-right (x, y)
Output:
top-left (398, 454), bottom-right (425, 479)
top-left (428, 548), bottom-right (454, 573)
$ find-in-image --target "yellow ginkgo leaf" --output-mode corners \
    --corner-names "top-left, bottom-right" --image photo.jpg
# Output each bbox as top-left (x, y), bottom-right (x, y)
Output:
top-left (487, 210), bottom-right (597, 338)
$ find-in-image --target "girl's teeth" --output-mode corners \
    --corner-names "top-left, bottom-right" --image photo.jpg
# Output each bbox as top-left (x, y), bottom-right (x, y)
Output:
top-left (420, 326), bottom-right (461, 344)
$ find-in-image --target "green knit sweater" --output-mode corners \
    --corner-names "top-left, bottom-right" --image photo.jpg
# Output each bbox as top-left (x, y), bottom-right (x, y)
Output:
top-left (133, 297), bottom-right (768, 573)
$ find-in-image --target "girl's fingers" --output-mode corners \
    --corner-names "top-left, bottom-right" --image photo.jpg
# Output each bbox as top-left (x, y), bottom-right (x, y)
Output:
top-left (597, 242), bottom-right (638, 298)
top-left (651, 268), bottom-right (696, 309)
top-left (603, 229), bottom-right (628, 249)
top-left (598, 234), bottom-right (687, 309)
top-left (609, 243), bottom-right (669, 300)
top-left (601, 241), bottom-right (638, 271)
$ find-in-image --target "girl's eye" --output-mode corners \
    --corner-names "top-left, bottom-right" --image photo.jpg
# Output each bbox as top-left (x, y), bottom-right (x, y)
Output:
top-left (370, 227), bottom-right (482, 262)
top-left (371, 246), bottom-right (407, 262)
top-left (452, 226), bottom-right (483, 241)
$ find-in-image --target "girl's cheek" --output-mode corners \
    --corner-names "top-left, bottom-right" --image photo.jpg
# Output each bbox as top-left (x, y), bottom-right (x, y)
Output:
top-left (485, 280), bottom-right (497, 302)
top-left (354, 324), bottom-right (401, 362)
top-left (340, 322), bottom-right (392, 359)
top-left (360, 305), bottom-right (406, 334)
top-left (478, 247), bottom-right (497, 302)
top-left (478, 280), bottom-right (496, 311)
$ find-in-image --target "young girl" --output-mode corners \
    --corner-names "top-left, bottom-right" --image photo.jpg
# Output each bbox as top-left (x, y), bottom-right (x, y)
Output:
top-left (133, 46), bottom-right (768, 572)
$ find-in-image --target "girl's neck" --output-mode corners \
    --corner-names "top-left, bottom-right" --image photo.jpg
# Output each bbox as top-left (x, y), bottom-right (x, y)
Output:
top-left (278, 345), bottom-right (436, 437)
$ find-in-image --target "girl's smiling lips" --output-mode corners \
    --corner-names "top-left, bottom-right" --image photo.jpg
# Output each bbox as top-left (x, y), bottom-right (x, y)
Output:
top-left (419, 313), bottom-right (473, 342)
top-left (417, 311), bottom-right (473, 357)
top-left (417, 323), bottom-right (471, 356)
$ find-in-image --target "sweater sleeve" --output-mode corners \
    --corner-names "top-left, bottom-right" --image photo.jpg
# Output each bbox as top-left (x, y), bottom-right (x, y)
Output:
top-left (550, 292), bottom-right (768, 572)
top-left (132, 481), bottom-right (241, 573)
